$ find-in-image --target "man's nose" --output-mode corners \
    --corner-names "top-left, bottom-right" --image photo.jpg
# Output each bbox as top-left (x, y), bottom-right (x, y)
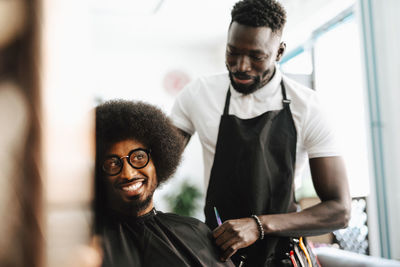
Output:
top-left (120, 158), bottom-right (138, 179)
top-left (236, 55), bottom-right (251, 72)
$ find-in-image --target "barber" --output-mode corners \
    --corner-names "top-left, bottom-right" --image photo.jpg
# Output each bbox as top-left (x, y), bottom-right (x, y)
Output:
top-left (170, 0), bottom-right (351, 265)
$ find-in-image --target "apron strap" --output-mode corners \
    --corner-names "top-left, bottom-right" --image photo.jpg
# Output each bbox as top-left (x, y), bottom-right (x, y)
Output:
top-left (281, 80), bottom-right (291, 107)
top-left (223, 86), bottom-right (231, 115)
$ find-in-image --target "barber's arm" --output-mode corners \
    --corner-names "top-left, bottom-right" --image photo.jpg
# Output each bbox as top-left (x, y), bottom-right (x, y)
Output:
top-left (213, 156), bottom-right (351, 261)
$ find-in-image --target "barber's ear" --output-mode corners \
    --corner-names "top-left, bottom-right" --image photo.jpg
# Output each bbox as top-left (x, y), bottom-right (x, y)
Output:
top-left (276, 42), bottom-right (286, 62)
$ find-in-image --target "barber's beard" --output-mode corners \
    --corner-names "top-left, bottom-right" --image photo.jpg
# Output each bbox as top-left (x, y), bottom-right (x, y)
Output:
top-left (227, 67), bottom-right (271, 95)
top-left (228, 71), bottom-right (261, 95)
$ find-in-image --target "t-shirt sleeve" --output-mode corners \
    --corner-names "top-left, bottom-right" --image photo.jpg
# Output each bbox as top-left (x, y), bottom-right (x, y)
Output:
top-left (169, 83), bottom-right (196, 136)
top-left (302, 92), bottom-right (342, 158)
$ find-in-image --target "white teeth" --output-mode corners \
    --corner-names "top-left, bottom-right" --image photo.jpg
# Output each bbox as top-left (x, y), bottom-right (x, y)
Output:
top-left (121, 182), bottom-right (143, 192)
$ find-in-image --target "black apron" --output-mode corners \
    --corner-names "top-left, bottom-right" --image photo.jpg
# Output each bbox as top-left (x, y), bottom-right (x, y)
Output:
top-left (204, 80), bottom-right (297, 267)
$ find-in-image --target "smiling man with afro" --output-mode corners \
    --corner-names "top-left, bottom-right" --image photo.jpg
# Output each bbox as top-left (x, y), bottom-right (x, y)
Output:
top-left (94, 100), bottom-right (234, 267)
top-left (95, 100), bottom-right (183, 185)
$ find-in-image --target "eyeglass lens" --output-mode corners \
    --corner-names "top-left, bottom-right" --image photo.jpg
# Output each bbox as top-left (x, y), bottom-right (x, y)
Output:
top-left (103, 157), bottom-right (122, 175)
top-left (129, 150), bottom-right (148, 167)
top-left (102, 149), bottom-right (149, 175)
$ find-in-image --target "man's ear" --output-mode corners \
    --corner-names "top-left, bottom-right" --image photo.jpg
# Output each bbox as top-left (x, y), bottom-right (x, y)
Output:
top-left (276, 42), bottom-right (286, 62)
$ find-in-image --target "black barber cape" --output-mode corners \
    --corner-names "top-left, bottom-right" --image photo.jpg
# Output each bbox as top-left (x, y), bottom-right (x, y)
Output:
top-left (101, 208), bottom-right (234, 267)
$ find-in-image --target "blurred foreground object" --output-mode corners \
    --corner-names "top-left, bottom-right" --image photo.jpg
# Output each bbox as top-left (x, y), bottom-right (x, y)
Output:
top-left (66, 236), bottom-right (103, 267)
top-left (0, 0), bottom-right (42, 266)
top-left (41, 0), bottom-right (95, 265)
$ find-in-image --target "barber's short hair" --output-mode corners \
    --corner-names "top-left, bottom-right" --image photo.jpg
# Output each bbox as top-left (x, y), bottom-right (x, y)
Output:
top-left (95, 99), bottom-right (183, 184)
top-left (231, 0), bottom-right (287, 33)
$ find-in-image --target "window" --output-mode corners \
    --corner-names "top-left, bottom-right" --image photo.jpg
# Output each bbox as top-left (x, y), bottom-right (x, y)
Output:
top-left (282, 13), bottom-right (370, 199)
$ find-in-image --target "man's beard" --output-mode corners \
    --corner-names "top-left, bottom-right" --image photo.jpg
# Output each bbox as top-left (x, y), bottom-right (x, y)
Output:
top-left (227, 65), bottom-right (272, 95)
top-left (107, 181), bottom-right (157, 217)
top-left (124, 193), bottom-right (154, 216)
top-left (228, 71), bottom-right (261, 95)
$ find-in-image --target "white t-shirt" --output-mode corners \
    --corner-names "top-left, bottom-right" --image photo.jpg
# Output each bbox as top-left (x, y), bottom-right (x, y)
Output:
top-left (170, 68), bottom-right (340, 189)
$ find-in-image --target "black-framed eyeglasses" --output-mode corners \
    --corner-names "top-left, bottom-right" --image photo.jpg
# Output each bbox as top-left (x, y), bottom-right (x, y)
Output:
top-left (102, 148), bottom-right (151, 176)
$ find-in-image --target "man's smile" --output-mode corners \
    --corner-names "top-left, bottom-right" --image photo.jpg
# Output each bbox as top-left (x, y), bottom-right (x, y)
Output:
top-left (116, 178), bottom-right (147, 198)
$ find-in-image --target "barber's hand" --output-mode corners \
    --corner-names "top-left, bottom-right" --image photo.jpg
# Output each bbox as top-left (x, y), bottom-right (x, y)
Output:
top-left (213, 217), bottom-right (259, 261)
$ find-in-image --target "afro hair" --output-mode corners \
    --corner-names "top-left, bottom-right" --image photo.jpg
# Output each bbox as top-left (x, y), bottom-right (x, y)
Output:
top-left (95, 99), bottom-right (184, 185)
top-left (231, 0), bottom-right (287, 33)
